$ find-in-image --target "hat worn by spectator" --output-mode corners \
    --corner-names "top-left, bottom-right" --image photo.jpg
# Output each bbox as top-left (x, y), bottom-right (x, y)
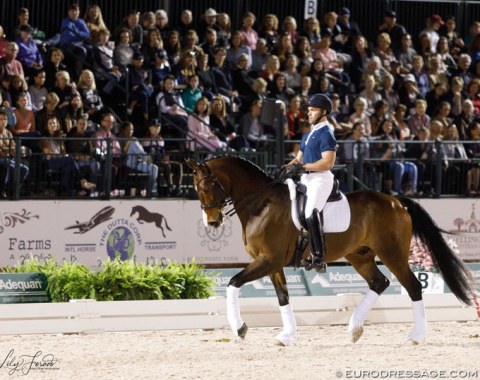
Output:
top-left (403, 74), bottom-right (416, 83)
top-left (19, 25), bottom-right (34, 33)
top-left (385, 10), bottom-right (396, 18)
top-left (339, 7), bottom-right (350, 16)
top-left (204, 8), bottom-right (217, 17)
top-left (431, 14), bottom-right (444, 25)
top-left (133, 51), bottom-right (144, 60)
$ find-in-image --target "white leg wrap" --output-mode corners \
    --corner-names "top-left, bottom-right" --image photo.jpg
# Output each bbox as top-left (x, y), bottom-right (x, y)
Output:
top-left (408, 300), bottom-right (428, 344)
top-left (348, 290), bottom-right (379, 342)
top-left (274, 304), bottom-right (297, 346)
top-left (226, 286), bottom-right (244, 335)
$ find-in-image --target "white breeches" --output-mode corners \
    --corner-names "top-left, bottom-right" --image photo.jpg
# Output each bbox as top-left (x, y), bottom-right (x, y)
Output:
top-left (300, 171), bottom-right (334, 218)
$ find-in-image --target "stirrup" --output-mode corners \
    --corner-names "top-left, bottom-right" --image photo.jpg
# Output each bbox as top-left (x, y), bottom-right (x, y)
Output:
top-left (301, 254), bottom-right (327, 273)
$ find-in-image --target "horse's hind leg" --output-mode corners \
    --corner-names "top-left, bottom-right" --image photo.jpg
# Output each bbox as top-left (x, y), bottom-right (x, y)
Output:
top-left (380, 252), bottom-right (426, 344)
top-left (345, 254), bottom-right (391, 343)
top-left (270, 271), bottom-right (297, 346)
top-left (227, 257), bottom-right (279, 339)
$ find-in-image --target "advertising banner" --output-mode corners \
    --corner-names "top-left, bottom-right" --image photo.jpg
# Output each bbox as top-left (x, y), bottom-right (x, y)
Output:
top-left (0, 200), bottom-right (251, 269)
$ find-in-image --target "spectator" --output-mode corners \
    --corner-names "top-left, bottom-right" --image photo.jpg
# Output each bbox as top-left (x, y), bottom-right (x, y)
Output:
top-left (126, 52), bottom-right (153, 126)
top-left (142, 119), bottom-right (184, 197)
top-left (348, 97), bottom-right (372, 136)
top-left (52, 70), bottom-right (75, 117)
top-left (425, 82), bottom-right (448, 116)
top-left (197, 8), bottom-right (221, 46)
top-left (359, 74), bottom-right (382, 115)
top-left (77, 69), bottom-right (105, 124)
top-left (115, 9), bottom-right (143, 47)
top-left (464, 120), bottom-right (480, 195)
top-left (14, 7), bottom-right (51, 46)
top-left (40, 115), bottom-right (96, 197)
top-left (239, 99), bottom-right (271, 148)
top-left (444, 76), bottom-right (466, 117)
top-left (84, 4), bottom-right (109, 44)
top-left (35, 92), bottom-right (64, 134)
top-left (251, 38), bottom-right (270, 74)
top-left (374, 32), bottom-right (396, 72)
top-left (374, 118), bottom-right (418, 195)
top-left (411, 55), bottom-right (430, 98)
top-left (113, 28), bottom-right (134, 70)
top-left (181, 30), bottom-right (203, 57)
top-left (0, 42), bottom-right (24, 78)
top-left (0, 25), bottom-right (8, 59)
top-left (336, 7), bottom-right (362, 54)
top-left (282, 53), bottom-right (302, 93)
top-left (155, 74), bottom-right (188, 145)
top-left (268, 73), bottom-right (291, 105)
top-left (454, 99), bottom-right (476, 140)
top-left (91, 112), bottom-right (122, 195)
top-left (164, 30), bottom-right (182, 67)
top-left (394, 104), bottom-right (411, 140)
top-left (419, 15), bottom-right (444, 54)
top-left (240, 12), bottom-right (258, 51)
top-left (282, 16), bottom-right (299, 45)
top-left (196, 52), bottom-right (217, 100)
top-left (466, 79), bottom-right (480, 116)
top-left (227, 31), bottom-right (252, 71)
top-left (16, 25), bottom-right (43, 78)
top-left (349, 36), bottom-right (373, 91)
top-left (399, 73), bottom-right (422, 115)
top-left (443, 124), bottom-right (468, 194)
top-left (426, 54), bottom-right (449, 90)
top-left (217, 13), bottom-right (232, 46)
top-left (209, 96), bottom-right (249, 151)
top-left (211, 48), bottom-right (240, 111)
top-left (437, 36), bottom-right (456, 72)
top-left (120, 121), bottom-right (158, 197)
top-left (259, 14), bottom-right (280, 51)
top-left (307, 58), bottom-right (326, 94)
top-left (64, 91), bottom-right (84, 133)
top-left (140, 12), bottom-right (155, 40)
top-left (431, 101), bottom-right (453, 135)
top-left (181, 74), bottom-right (202, 113)
top-left (398, 34), bottom-right (417, 72)
top-left (379, 72), bottom-right (400, 113)
top-left (302, 17), bottom-right (321, 47)
top-left (272, 33), bottom-right (293, 70)
top-left (151, 49), bottom-right (171, 91)
top-left (408, 99), bottom-right (431, 137)
top-left (232, 53), bottom-right (256, 102)
top-left (173, 50), bottom-right (197, 87)
top-left (12, 92), bottom-right (38, 143)
top-left (44, 48), bottom-right (68, 91)
top-left (200, 27), bottom-right (222, 67)
top-left (142, 29), bottom-right (164, 68)
top-left (65, 113), bottom-right (100, 192)
top-left (0, 108), bottom-right (29, 198)
top-left (59, 3), bottom-right (90, 78)
top-left (294, 36), bottom-right (313, 75)
top-left (369, 99), bottom-right (390, 136)
top-left (175, 10), bottom-right (193, 45)
top-left (155, 9), bottom-right (171, 42)
top-left (28, 69), bottom-right (48, 113)
top-left (378, 10), bottom-right (407, 56)
top-left (439, 15), bottom-right (464, 59)
top-left (285, 95), bottom-right (305, 154)
top-left (10, 75), bottom-right (32, 111)
top-left (186, 97), bottom-right (226, 153)
top-left (92, 29), bottom-right (123, 95)
top-left (450, 54), bottom-right (473, 88)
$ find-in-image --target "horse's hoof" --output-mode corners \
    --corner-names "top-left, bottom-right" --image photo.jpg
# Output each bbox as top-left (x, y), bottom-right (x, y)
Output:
top-left (407, 328), bottom-right (427, 345)
top-left (237, 323), bottom-right (248, 339)
top-left (350, 326), bottom-right (364, 343)
top-left (274, 332), bottom-right (294, 346)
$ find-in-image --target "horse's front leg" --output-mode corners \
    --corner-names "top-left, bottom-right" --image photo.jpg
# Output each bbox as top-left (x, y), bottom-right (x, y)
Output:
top-left (270, 271), bottom-right (297, 346)
top-left (227, 256), bottom-right (276, 339)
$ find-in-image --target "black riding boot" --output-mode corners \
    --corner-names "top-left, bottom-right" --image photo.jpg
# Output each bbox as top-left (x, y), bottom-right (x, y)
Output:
top-left (301, 209), bottom-right (327, 273)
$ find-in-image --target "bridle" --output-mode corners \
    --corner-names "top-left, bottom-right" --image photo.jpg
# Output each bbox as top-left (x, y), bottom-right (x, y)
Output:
top-left (194, 165), bottom-right (231, 212)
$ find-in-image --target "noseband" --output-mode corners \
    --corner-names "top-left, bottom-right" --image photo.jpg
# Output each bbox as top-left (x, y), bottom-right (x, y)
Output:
top-left (194, 166), bottom-right (230, 211)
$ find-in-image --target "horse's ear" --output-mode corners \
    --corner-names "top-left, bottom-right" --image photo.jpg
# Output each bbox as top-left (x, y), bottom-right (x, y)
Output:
top-left (185, 158), bottom-right (201, 171)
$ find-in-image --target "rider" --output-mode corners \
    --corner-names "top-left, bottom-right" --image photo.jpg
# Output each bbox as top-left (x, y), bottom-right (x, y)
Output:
top-left (285, 93), bottom-right (336, 272)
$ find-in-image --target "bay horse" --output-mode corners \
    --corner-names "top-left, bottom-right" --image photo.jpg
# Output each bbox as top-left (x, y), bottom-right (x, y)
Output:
top-left (186, 156), bottom-right (473, 346)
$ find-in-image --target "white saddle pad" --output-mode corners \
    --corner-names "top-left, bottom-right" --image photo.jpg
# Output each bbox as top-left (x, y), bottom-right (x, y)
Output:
top-left (286, 179), bottom-right (351, 233)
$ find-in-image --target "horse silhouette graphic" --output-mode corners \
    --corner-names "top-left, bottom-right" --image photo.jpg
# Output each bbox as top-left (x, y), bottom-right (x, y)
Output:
top-left (130, 205), bottom-right (172, 237)
top-left (65, 206), bottom-right (115, 234)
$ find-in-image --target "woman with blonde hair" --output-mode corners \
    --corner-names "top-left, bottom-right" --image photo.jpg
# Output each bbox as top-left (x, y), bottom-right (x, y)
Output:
top-left (77, 69), bottom-right (104, 123)
top-left (259, 14), bottom-right (279, 51)
top-left (282, 16), bottom-right (298, 44)
top-left (84, 4), bottom-right (109, 44)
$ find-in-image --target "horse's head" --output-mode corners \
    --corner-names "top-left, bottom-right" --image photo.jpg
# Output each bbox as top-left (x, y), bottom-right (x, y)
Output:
top-left (186, 158), bottom-right (228, 228)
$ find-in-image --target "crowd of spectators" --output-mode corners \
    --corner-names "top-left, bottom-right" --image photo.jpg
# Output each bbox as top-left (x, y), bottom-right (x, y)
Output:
top-left (1, 3), bottom-right (480, 198)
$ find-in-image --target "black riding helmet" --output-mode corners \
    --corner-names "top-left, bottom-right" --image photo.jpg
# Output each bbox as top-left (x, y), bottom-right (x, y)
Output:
top-left (307, 93), bottom-right (333, 114)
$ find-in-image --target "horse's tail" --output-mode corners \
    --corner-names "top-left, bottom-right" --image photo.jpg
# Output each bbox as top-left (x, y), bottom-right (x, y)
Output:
top-left (398, 196), bottom-right (473, 305)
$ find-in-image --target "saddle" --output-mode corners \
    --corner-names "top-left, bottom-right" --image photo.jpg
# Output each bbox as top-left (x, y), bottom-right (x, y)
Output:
top-left (296, 179), bottom-right (342, 230)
